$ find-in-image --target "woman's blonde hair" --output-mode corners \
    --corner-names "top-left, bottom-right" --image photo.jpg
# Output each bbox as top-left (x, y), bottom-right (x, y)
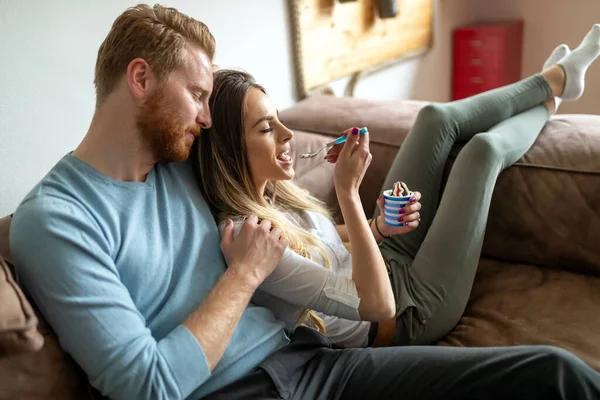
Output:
top-left (94, 4), bottom-right (215, 106)
top-left (193, 69), bottom-right (332, 333)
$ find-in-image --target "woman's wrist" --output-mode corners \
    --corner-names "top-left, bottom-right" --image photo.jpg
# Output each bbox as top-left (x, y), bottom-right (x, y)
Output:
top-left (336, 188), bottom-right (361, 206)
top-left (372, 215), bottom-right (391, 241)
top-left (369, 217), bottom-right (382, 242)
top-left (369, 215), bottom-right (387, 242)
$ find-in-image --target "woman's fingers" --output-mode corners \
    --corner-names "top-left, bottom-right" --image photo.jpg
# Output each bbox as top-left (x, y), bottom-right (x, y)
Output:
top-left (399, 211), bottom-right (420, 223)
top-left (326, 154), bottom-right (339, 163)
top-left (339, 127), bottom-right (361, 158)
top-left (325, 127), bottom-right (358, 159)
top-left (398, 201), bottom-right (421, 216)
top-left (376, 194), bottom-right (385, 213)
top-left (412, 191), bottom-right (422, 202)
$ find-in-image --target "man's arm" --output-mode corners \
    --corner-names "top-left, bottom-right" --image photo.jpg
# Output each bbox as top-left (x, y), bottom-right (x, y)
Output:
top-left (11, 199), bottom-right (285, 400)
top-left (183, 268), bottom-right (257, 370)
top-left (183, 217), bottom-right (287, 370)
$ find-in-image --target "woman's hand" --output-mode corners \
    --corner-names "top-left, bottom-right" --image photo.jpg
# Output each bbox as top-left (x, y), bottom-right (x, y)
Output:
top-left (373, 191), bottom-right (422, 238)
top-left (324, 131), bottom-right (346, 163)
top-left (333, 127), bottom-right (372, 195)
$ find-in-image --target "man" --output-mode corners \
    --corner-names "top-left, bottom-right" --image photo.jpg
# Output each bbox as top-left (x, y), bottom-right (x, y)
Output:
top-left (9, 4), bottom-right (600, 400)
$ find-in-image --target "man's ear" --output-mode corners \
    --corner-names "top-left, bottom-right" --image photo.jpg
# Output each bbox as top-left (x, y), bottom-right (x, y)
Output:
top-left (127, 58), bottom-right (156, 100)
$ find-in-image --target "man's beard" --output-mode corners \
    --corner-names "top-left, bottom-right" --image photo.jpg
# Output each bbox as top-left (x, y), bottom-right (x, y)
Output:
top-left (136, 87), bottom-right (201, 163)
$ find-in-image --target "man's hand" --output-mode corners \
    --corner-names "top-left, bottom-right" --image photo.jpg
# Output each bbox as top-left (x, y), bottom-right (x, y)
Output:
top-left (220, 216), bottom-right (288, 289)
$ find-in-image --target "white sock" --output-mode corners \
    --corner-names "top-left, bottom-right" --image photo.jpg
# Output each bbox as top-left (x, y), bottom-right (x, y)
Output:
top-left (558, 24), bottom-right (600, 101)
top-left (543, 44), bottom-right (570, 113)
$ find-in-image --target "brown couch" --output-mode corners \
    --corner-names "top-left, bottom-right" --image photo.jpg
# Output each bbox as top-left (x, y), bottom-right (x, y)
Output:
top-left (1, 95), bottom-right (599, 398)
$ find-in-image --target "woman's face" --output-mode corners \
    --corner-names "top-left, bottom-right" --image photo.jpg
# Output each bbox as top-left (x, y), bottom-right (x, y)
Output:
top-left (243, 88), bottom-right (295, 192)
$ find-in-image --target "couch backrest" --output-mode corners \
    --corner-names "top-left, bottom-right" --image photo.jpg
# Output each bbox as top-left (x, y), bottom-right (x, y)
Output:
top-left (284, 95), bottom-right (600, 275)
top-left (0, 216), bottom-right (11, 263)
top-left (285, 95), bottom-right (426, 221)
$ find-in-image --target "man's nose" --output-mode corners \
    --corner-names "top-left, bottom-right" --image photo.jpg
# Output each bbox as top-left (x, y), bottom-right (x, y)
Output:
top-left (198, 108), bottom-right (212, 129)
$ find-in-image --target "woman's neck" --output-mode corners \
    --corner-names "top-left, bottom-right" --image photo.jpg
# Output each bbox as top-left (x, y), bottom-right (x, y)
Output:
top-left (256, 180), bottom-right (268, 197)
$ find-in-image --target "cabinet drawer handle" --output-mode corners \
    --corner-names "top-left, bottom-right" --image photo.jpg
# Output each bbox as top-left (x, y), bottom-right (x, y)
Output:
top-left (470, 39), bottom-right (483, 47)
top-left (470, 58), bottom-right (483, 65)
top-left (470, 77), bottom-right (483, 84)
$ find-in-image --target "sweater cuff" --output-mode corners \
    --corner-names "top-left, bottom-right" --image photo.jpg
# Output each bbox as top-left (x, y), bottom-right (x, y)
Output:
top-left (158, 324), bottom-right (211, 398)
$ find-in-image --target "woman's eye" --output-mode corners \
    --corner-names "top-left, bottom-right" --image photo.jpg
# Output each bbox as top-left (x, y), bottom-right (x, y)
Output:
top-left (261, 127), bottom-right (273, 133)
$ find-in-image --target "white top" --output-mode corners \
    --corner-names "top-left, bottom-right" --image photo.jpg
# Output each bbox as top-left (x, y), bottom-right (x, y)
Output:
top-left (219, 210), bottom-right (371, 348)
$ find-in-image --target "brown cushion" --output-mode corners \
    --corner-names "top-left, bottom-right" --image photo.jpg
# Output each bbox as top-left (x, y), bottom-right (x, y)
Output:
top-left (280, 94), bottom-right (424, 146)
top-left (472, 115), bottom-right (600, 275)
top-left (290, 130), bottom-right (339, 217)
top-left (437, 258), bottom-right (600, 372)
top-left (0, 258), bottom-right (44, 355)
top-left (0, 306), bottom-right (94, 399)
top-left (0, 215), bottom-right (12, 263)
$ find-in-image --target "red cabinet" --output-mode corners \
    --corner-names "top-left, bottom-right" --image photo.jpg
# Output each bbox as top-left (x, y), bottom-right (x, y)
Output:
top-left (452, 20), bottom-right (524, 100)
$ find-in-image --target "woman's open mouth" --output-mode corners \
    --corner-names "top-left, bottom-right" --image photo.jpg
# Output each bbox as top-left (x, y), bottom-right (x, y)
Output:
top-left (276, 149), bottom-right (292, 165)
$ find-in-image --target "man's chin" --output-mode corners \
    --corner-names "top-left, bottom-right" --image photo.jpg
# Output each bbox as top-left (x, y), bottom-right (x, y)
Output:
top-left (157, 147), bottom-right (191, 164)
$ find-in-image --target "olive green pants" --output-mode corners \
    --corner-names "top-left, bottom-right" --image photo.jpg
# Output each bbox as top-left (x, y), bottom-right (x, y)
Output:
top-left (378, 74), bottom-right (552, 345)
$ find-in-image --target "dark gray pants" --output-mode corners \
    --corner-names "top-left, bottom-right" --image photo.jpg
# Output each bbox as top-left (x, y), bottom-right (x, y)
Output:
top-left (203, 326), bottom-right (600, 399)
top-left (378, 74), bottom-right (554, 345)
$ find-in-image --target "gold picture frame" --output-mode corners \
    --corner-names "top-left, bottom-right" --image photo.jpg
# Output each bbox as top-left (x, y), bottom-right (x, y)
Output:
top-left (289, 0), bottom-right (435, 98)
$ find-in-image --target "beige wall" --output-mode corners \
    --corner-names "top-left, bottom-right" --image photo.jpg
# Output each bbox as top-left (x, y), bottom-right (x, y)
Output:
top-left (471, 0), bottom-right (600, 115)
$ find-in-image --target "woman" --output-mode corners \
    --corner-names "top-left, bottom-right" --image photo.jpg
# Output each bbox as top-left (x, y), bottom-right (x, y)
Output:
top-left (194, 26), bottom-right (600, 348)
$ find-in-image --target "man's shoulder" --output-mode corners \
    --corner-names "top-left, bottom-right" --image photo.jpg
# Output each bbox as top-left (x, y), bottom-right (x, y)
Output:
top-left (18, 156), bottom-right (90, 212)
top-left (12, 156), bottom-right (102, 236)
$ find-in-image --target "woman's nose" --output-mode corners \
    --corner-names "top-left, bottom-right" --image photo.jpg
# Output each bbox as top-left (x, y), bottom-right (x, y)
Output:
top-left (280, 126), bottom-right (294, 142)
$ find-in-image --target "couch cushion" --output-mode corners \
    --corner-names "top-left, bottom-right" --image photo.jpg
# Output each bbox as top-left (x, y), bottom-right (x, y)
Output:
top-left (0, 258), bottom-right (44, 356)
top-left (437, 258), bottom-right (600, 372)
top-left (290, 130), bottom-right (337, 212)
top-left (0, 305), bottom-right (94, 399)
top-left (280, 94), bottom-right (425, 147)
top-left (0, 215), bottom-right (12, 263)
top-left (0, 215), bottom-right (93, 397)
top-left (468, 115), bottom-right (600, 275)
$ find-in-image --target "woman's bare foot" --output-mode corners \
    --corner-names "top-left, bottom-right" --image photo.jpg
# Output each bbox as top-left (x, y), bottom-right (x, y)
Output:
top-left (544, 98), bottom-right (556, 115)
top-left (541, 65), bottom-right (567, 98)
top-left (540, 44), bottom-right (570, 114)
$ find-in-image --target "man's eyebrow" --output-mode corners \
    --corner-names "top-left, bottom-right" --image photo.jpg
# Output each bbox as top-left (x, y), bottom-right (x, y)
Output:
top-left (190, 84), bottom-right (205, 92)
top-left (252, 115), bottom-right (273, 128)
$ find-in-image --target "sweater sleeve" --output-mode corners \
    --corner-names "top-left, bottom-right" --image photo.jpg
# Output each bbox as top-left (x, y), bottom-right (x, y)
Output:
top-left (10, 196), bottom-right (210, 400)
top-left (260, 248), bottom-right (361, 321)
top-left (221, 221), bottom-right (361, 321)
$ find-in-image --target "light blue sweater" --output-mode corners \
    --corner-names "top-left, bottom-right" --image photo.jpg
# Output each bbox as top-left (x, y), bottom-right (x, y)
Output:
top-left (10, 154), bottom-right (288, 399)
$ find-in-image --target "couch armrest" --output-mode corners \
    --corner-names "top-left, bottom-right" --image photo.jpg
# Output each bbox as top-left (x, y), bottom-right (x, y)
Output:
top-left (0, 215), bottom-right (11, 264)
